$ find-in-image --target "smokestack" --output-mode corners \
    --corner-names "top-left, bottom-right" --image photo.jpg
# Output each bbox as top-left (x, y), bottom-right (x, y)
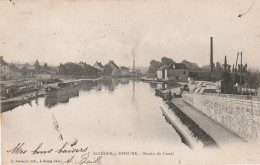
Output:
top-left (132, 49), bottom-right (135, 72)
top-left (210, 37), bottom-right (213, 72)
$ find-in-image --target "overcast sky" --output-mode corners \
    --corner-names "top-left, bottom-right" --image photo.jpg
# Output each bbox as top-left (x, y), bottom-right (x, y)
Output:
top-left (1, 0), bottom-right (260, 67)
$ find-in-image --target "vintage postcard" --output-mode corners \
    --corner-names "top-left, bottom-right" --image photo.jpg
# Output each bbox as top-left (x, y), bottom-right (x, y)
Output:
top-left (1, 0), bottom-right (260, 164)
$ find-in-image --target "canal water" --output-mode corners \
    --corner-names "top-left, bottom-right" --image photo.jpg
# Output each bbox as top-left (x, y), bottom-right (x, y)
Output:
top-left (2, 78), bottom-right (191, 163)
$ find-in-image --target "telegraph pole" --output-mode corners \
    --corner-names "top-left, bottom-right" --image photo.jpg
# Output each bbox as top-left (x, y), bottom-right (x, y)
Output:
top-left (234, 52), bottom-right (243, 94)
top-left (240, 52), bottom-right (243, 87)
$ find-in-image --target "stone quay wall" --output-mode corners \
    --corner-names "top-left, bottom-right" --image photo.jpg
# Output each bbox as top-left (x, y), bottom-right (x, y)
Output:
top-left (183, 93), bottom-right (260, 140)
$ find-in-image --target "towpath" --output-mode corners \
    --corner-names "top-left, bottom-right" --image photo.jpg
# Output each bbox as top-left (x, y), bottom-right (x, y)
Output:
top-left (171, 97), bottom-right (246, 147)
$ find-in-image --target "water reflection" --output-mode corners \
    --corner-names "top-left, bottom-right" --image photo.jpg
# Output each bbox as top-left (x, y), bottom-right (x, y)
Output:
top-left (78, 78), bottom-right (131, 92)
top-left (45, 78), bottom-right (132, 109)
top-left (3, 78), bottom-right (186, 153)
top-left (45, 87), bottom-right (79, 108)
top-left (132, 79), bottom-right (135, 101)
top-left (77, 80), bottom-right (99, 92)
top-left (149, 82), bottom-right (167, 89)
top-left (101, 78), bottom-right (130, 91)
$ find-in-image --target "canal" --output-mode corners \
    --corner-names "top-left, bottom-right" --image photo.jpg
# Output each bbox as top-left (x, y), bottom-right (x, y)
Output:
top-left (2, 78), bottom-right (190, 161)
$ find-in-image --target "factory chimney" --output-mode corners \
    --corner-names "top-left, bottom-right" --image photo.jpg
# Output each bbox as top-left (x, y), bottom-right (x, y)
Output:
top-left (132, 49), bottom-right (135, 73)
top-left (210, 37), bottom-right (213, 72)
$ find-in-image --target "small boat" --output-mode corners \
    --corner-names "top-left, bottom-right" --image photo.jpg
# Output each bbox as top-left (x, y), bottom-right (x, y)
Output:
top-left (45, 82), bottom-right (78, 94)
top-left (139, 77), bottom-right (164, 83)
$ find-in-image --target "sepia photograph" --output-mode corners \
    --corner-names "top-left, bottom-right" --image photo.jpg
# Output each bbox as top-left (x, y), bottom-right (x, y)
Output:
top-left (1, 0), bottom-right (260, 164)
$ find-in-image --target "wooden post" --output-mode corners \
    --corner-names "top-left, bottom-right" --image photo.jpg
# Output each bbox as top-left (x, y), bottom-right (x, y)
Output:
top-left (240, 52), bottom-right (243, 94)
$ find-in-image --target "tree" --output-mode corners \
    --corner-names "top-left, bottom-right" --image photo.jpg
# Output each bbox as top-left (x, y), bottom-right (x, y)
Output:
top-left (181, 60), bottom-right (199, 70)
top-left (120, 66), bottom-right (129, 71)
top-left (34, 60), bottom-right (40, 67)
top-left (161, 57), bottom-right (174, 65)
top-left (148, 60), bottom-right (163, 74)
top-left (44, 63), bottom-right (48, 69)
top-left (57, 62), bottom-right (99, 77)
top-left (83, 64), bottom-right (100, 76)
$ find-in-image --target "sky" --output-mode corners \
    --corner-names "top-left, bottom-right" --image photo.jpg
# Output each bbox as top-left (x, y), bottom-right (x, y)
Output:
top-left (0, 0), bottom-right (260, 68)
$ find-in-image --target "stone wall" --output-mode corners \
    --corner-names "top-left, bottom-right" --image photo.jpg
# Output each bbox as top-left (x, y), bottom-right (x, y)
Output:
top-left (183, 93), bottom-right (260, 140)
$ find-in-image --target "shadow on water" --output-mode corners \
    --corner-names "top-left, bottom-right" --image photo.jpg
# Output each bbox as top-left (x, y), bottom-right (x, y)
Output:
top-left (45, 78), bottom-right (132, 109)
top-left (101, 78), bottom-right (130, 92)
top-left (149, 83), bottom-right (167, 89)
top-left (1, 97), bottom-right (42, 113)
top-left (77, 80), bottom-right (99, 92)
top-left (162, 111), bottom-right (192, 148)
top-left (45, 86), bottom-right (79, 109)
top-left (79, 78), bottom-right (131, 92)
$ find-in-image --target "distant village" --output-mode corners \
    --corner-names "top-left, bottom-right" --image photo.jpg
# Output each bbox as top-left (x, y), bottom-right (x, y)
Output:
top-left (0, 56), bottom-right (146, 100)
top-left (1, 36), bottom-right (260, 103)
top-left (1, 50), bottom-right (260, 98)
top-left (0, 57), bottom-right (142, 81)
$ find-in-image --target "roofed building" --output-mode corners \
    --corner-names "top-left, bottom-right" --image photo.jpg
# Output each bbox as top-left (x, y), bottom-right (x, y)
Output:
top-left (108, 60), bottom-right (121, 76)
top-left (157, 65), bottom-right (167, 79)
top-left (173, 63), bottom-right (189, 82)
top-left (157, 63), bottom-right (189, 82)
top-left (9, 64), bottom-right (22, 79)
top-left (37, 70), bottom-right (52, 80)
top-left (0, 56), bottom-right (9, 80)
top-left (93, 61), bottom-right (104, 72)
top-left (21, 65), bottom-right (37, 78)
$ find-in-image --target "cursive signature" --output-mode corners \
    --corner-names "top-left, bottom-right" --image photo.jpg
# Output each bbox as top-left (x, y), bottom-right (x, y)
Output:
top-left (7, 142), bottom-right (89, 155)
top-left (56, 142), bottom-right (88, 154)
top-left (31, 143), bottom-right (53, 154)
top-left (7, 143), bottom-right (27, 154)
top-left (62, 154), bottom-right (102, 165)
top-left (7, 142), bottom-right (102, 164)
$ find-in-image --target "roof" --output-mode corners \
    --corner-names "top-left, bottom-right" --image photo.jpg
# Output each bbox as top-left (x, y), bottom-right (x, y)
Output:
top-left (158, 63), bottom-right (176, 71)
top-left (157, 65), bottom-right (167, 71)
top-left (9, 64), bottom-right (21, 72)
top-left (38, 69), bottom-right (56, 74)
top-left (165, 63), bottom-right (174, 69)
top-left (46, 69), bottom-right (57, 74)
top-left (109, 60), bottom-right (120, 70)
top-left (95, 62), bottom-right (104, 68)
top-left (175, 63), bottom-right (188, 69)
top-left (38, 70), bottom-right (52, 74)
top-left (0, 57), bottom-right (8, 65)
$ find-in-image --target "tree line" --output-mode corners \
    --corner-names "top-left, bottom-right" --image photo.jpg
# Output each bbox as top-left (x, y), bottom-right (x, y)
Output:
top-left (58, 62), bottom-right (100, 77)
top-left (57, 62), bottom-right (130, 77)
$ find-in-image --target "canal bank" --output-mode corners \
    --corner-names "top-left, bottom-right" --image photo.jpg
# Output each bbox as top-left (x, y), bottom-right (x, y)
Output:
top-left (155, 89), bottom-right (245, 148)
top-left (1, 89), bottom-right (45, 113)
top-left (171, 98), bottom-right (246, 146)
top-left (164, 100), bottom-right (218, 148)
